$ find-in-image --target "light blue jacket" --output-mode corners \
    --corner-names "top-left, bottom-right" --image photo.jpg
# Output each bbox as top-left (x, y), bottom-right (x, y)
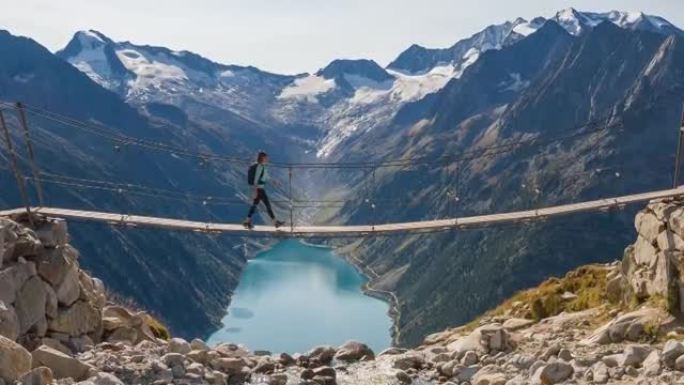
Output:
top-left (255, 163), bottom-right (268, 188)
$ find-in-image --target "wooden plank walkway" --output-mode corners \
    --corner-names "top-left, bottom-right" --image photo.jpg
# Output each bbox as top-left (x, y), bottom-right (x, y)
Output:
top-left (1, 187), bottom-right (683, 237)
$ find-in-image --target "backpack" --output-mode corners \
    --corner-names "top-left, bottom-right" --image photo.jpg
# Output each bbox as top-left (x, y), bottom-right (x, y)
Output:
top-left (247, 163), bottom-right (264, 186)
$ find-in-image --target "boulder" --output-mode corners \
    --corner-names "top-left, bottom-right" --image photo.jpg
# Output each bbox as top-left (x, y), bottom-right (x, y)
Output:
top-left (668, 207), bottom-right (684, 239)
top-left (585, 308), bottom-right (665, 344)
top-left (90, 372), bottom-right (124, 385)
top-left (31, 345), bottom-right (91, 381)
top-left (662, 339), bottom-right (684, 368)
top-left (162, 353), bottom-right (185, 367)
top-left (392, 353), bottom-right (424, 370)
top-left (642, 350), bottom-right (662, 375)
top-left (55, 266), bottom-right (80, 307)
top-left (48, 301), bottom-right (101, 337)
top-left (532, 361), bottom-right (573, 384)
top-left (37, 338), bottom-right (71, 355)
top-left (635, 211), bottom-right (665, 243)
top-left (10, 226), bottom-right (41, 261)
top-left (43, 282), bottom-right (58, 320)
top-left (0, 261), bottom-right (36, 305)
top-left (34, 246), bottom-right (78, 288)
top-left (252, 359), bottom-right (276, 374)
top-left (17, 367), bottom-right (53, 385)
top-left (334, 341), bottom-right (374, 362)
top-left (622, 345), bottom-right (651, 367)
top-left (0, 335), bottom-right (32, 381)
top-left (211, 357), bottom-right (247, 374)
top-left (33, 219), bottom-right (68, 249)
top-left (312, 366), bottom-right (336, 378)
top-left (278, 352), bottom-right (295, 366)
top-left (307, 345), bottom-right (336, 364)
top-left (448, 323), bottom-right (512, 354)
top-left (190, 338), bottom-right (209, 351)
top-left (462, 350), bottom-right (479, 366)
top-left (68, 335), bottom-right (94, 353)
top-left (102, 306), bottom-right (156, 344)
top-left (78, 273), bottom-right (106, 309)
top-left (472, 365), bottom-right (506, 385)
top-left (657, 230), bottom-right (684, 251)
top-left (15, 277), bottom-right (47, 335)
top-left (168, 338), bottom-right (192, 354)
top-left (0, 301), bottom-right (19, 340)
top-left (107, 327), bottom-right (138, 345)
top-left (502, 318), bottom-right (534, 331)
top-left (0, 219), bottom-right (19, 267)
top-left (187, 350), bottom-right (209, 365)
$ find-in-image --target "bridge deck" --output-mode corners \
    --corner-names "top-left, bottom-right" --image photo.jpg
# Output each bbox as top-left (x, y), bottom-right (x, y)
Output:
top-left (1, 187), bottom-right (683, 236)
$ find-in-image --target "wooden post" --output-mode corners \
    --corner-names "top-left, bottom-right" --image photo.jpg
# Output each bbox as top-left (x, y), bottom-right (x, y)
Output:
top-left (0, 109), bottom-right (33, 225)
top-left (288, 166), bottom-right (294, 233)
top-left (675, 105), bottom-right (684, 188)
top-left (15, 102), bottom-right (44, 206)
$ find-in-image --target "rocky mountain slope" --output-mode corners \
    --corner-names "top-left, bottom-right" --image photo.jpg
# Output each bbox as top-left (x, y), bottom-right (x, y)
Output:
top-left (2, 7), bottom-right (684, 350)
top-left (4, 196), bottom-right (684, 384)
top-left (323, 20), bottom-right (684, 346)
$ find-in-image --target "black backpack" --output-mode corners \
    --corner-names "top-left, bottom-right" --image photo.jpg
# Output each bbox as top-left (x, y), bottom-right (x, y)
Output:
top-left (247, 163), bottom-right (263, 186)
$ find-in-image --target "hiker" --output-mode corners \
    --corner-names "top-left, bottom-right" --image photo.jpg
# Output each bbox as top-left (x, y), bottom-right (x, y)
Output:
top-left (243, 151), bottom-right (285, 229)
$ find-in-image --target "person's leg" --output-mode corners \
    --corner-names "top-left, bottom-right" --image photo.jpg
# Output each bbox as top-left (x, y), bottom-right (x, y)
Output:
top-left (260, 189), bottom-right (276, 220)
top-left (246, 190), bottom-right (262, 219)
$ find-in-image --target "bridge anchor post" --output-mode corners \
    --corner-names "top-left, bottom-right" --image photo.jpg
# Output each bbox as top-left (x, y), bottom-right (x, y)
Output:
top-left (15, 102), bottom-right (44, 207)
top-left (674, 104), bottom-right (684, 188)
top-left (0, 109), bottom-right (33, 226)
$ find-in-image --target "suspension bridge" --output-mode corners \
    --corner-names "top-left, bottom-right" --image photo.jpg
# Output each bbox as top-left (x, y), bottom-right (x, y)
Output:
top-left (1, 101), bottom-right (684, 237)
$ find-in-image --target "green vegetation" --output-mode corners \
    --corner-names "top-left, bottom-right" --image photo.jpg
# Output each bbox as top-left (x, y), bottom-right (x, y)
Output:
top-left (144, 314), bottom-right (171, 340)
top-left (464, 264), bottom-right (616, 331)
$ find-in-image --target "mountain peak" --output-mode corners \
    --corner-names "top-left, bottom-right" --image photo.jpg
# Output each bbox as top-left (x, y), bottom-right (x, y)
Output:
top-left (76, 30), bottom-right (111, 44)
top-left (317, 59), bottom-right (394, 83)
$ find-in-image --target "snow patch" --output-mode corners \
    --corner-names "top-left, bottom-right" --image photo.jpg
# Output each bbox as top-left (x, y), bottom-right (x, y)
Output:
top-left (499, 73), bottom-right (529, 92)
top-left (278, 76), bottom-right (336, 102)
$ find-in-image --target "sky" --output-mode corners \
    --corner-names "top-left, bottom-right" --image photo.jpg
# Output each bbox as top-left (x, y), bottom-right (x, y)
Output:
top-left (2, 0), bottom-right (683, 75)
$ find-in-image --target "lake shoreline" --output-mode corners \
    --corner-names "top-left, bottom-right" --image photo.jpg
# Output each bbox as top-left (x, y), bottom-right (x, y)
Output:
top-left (207, 240), bottom-right (393, 352)
top-left (335, 249), bottom-right (403, 348)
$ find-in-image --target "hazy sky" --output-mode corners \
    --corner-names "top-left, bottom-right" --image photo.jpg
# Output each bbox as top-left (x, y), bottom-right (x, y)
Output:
top-left (3, 0), bottom-right (683, 74)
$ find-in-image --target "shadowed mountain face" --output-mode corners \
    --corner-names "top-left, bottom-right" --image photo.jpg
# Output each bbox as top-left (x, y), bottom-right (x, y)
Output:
top-left (2, 8), bottom-right (684, 347)
top-left (323, 22), bottom-right (684, 345)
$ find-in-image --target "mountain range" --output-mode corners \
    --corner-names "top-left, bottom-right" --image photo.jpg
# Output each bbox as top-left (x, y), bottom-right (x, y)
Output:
top-left (1, 8), bottom-right (684, 345)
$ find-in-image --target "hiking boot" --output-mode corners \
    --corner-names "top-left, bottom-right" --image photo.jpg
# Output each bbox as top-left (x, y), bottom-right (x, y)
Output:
top-left (274, 220), bottom-right (286, 229)
top-left (243, 219), bottom-right (254, 230)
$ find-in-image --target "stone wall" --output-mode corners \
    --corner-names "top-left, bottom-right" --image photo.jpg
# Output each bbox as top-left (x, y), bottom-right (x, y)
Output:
top-left (618, 197), bottom-right (684, 311)
top-left (0, 215), bottom-right (162, 384)
top-left (0, 216), bottom-right (107, 352)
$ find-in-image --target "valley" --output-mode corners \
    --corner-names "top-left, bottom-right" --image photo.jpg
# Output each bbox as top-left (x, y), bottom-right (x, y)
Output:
top-left (1, 6), bottom-right (684, 352)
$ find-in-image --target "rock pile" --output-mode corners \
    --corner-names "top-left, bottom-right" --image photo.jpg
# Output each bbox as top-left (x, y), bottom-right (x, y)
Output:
top-left (0, 217), bottom-right (164, 384)
top-left (618, 198), bottom-right (684, 310)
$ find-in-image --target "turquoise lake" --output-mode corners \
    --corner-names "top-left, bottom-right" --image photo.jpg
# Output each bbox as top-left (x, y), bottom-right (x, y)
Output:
top-left (206, 240), bottom-right (392, 354)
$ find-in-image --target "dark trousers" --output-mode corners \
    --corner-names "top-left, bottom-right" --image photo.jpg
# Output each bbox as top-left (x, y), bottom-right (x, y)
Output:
top-left (247, 188), bottom-right (275, 219)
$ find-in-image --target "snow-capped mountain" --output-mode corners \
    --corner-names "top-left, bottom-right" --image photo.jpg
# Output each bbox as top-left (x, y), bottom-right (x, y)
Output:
top-left (57, 30), bottom-right (295, 123)
top-left (58, 9), bottom-right (684, 161)
top-left (388, 17), bottom-right (543, 75)
top-left (388, 8), bottom-right (682, 76)
top-left (552, 8), bottom-right (683, 36)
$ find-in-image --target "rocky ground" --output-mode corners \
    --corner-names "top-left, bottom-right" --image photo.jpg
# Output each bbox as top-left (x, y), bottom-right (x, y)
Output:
top-left (5, 198), bottom-right (684, 384)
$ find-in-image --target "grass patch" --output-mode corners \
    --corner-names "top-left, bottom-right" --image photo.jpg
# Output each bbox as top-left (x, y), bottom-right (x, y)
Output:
top-left (463, 264), bottom-right (616, 331)
top-left (144, 314), bottom-right (171, 340)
